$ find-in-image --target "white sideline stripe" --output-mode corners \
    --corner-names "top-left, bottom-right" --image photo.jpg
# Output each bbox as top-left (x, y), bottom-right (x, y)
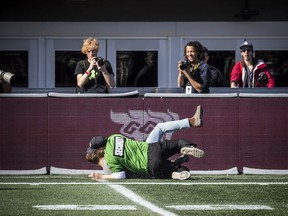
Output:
top-left (167, 205), bottom-right (273, 210)
top-left (33, 204), bottom-right (273, 211)
top-left (33, 205), bottom-right (136, 210)
top-left (1, 182), bottom-right (287, 185)
top-left (109, 184), bottom-right (178, 216)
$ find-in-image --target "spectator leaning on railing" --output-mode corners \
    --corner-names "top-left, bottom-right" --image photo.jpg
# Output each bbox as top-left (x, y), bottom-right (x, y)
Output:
top-left (74, 37), bottom-right (115, 93)
top-left (230, 40), bottom-right (275, 88)
top-left (177, 41), bottom-right (212, 93)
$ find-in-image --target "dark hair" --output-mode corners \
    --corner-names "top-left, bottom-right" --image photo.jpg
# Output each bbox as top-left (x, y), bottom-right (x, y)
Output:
top-left (203, 46), bottom-right (208, 54)
top-left (184, 41), bottom-right (205, 61)
top-left (85, 148), bottom-right (104, 164)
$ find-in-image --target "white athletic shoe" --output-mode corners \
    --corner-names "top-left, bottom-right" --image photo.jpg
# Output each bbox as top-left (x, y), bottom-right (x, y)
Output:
top-left (193, 105), bottom-right (202, 127)
top-left (172, 170), bottom-right (191, 180)
top-left (189, 105), bottom-right (202, 127)
top-left (181, 146), bottom-right (205, 158)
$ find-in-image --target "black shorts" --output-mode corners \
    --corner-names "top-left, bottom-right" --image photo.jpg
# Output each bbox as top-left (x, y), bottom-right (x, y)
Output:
top-left (147, 139), bottom-right (190, 178)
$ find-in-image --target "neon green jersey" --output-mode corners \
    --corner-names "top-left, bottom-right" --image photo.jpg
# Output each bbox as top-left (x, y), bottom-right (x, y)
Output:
top-left (104, 134), bottom-right (149, 175)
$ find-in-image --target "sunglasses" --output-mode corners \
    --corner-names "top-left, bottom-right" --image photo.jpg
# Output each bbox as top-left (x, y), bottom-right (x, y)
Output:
top-left (241, 48), bottom-right (252, 53)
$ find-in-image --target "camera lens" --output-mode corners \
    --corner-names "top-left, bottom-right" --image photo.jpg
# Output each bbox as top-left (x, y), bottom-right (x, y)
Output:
top-left (179, 61), bottom-right (188, 70)
top-left (0, 71), bottom-right (16, 84)
top-left (258, 72), bottom-right (267, 84)
top-left (179, 64), bottom-right (186, 70)
top-left (97, 58), bottom-right (105, 67)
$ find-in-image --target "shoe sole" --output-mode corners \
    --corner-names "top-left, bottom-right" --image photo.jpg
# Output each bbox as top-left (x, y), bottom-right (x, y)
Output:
top-left (181, 147), bottom-right (205, 158)
top-left (194, 119), bottom-right (202, 127)
top-left (172, 171), bottom-right (191, 180)
top-left (193, 105), bottom-right (202, 127)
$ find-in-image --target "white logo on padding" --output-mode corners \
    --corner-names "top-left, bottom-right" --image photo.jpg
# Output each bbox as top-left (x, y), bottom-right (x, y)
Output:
top-left (111, 109), bottom-right (179, 141)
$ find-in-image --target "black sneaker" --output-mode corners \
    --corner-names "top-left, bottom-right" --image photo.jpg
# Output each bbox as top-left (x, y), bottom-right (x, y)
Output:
top-left (172, 171), bottom-right (191, 180)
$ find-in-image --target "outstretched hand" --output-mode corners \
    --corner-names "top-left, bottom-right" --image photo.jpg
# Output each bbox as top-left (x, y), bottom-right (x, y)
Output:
top-left (88, 172), bottom-right (102, 180)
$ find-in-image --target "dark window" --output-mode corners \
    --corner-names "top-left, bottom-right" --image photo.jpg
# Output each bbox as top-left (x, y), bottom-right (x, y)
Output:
top-left (255, 51), bottom-right (288, 87)
top-left (55, 51), bottom-right (83, 87)
top-left (116, 51), bottom-right (158, 87)
top-left (206, 51), bottom-right (235, 87)
top-left (0, 51), bottom-right (28, 87)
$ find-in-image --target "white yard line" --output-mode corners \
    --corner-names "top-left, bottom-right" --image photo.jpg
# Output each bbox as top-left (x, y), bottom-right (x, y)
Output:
top-left (109, 184), bottom-right (178, 216)
top-left (0, 182), bottom-right (287, 185)
top-left (33, 205), bottom-right (137, 210)
top-left (167, 205), bottom-right (273, 210)
top-left (33, 204), bottom-right (273, 211)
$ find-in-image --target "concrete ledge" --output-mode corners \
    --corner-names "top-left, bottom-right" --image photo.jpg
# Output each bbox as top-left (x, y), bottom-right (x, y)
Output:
top-left (50, 166), bottom-right (102, 175)
top-left (144, 93), bottom-right (238, 98)
top-left (0, 93), bottom-right (48, 97)
top-left (239, 93), bottom-right (288, 98)
top-left (48, 90), bottom-right (139, 98)
top-left (243, 167), bottom-right (288, 175)
top-left (0, 167), bottom-right (47, 175)
top-left (190, 167), bottom-right (239, 175)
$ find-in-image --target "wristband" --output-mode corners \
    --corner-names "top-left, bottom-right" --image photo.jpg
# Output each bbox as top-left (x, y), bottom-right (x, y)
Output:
top-left (85, 71), bottom-right (90, 75)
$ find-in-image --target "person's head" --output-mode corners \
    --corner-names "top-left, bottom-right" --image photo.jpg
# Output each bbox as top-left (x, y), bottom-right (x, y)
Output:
top-left (240, 39), bottom-right (253, 61)
top-left (203, 47), bottom-right (209, 63)
top-left (184, 41), bottom-right (205, 63)
top-left (145, 51), bottom-right (156, 65)
top-left (85, 148), bottom-right (105, 164)
top-left (81, 37), bottom-right (100, 59)
top-left (85, 136), bottom-right (107, 164)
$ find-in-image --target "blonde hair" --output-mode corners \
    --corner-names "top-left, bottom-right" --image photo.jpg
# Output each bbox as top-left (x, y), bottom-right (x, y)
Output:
top-left (81, 37), bottom-right (100, 54)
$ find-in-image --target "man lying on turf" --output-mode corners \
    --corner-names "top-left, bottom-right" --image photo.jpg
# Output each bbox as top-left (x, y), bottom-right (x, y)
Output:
top-left (85, 105), bottom-right (204, 180)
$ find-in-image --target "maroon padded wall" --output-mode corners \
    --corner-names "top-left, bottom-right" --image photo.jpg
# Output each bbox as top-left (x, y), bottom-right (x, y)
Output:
top-left (0, 98), bottom-right (48, 170)
top-left (48, 98), bottom-right (144, 169)
top-left (0, 96), bottom-right (287, 171)
top-left (144, 98), bottom-right (240, 170)
top-left (238, 98), bottom-right (288, 170)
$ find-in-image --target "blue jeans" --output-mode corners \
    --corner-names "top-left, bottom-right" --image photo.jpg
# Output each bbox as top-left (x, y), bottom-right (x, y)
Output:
top-left (145, 118), bottom-right (190, 143)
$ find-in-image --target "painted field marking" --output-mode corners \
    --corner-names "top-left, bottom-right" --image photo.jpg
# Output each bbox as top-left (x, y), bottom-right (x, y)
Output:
top-left (33, 205), bottom-right (136, 210)
top-left (167, 205), bottom-right (273, 210)
top-left (109, 184), bottom-right (178, 216)
top-left (0, 182), bottom-right (287, 185)
top-left (33, 204), bottom-right (273, 211)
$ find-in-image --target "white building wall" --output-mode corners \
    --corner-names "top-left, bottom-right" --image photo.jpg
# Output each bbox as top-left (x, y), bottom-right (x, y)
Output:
top-left (0, 22), bottom-right (287, 88)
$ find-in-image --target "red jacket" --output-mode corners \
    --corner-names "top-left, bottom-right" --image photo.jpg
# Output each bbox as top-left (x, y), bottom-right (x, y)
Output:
top-left (230, 60), bottom-right (275, 88)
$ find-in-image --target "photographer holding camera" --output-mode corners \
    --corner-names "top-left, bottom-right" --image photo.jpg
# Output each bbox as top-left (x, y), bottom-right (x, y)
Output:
top-left (74, 37), bottom-right (115, 93)
top-left (230, 40), bottom-right (275, 88)
top-left (177, 41), bottom-right (211, 93)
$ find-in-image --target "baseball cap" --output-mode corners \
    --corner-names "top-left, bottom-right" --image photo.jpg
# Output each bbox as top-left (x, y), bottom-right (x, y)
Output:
top-left (240, 39), bottom-right (253, 50)
top-left (86, 136), bottom-right (107, 154)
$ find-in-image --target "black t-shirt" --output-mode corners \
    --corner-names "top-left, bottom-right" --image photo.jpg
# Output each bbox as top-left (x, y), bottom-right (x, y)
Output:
top-left (74, 59), bottom-right (114, 93)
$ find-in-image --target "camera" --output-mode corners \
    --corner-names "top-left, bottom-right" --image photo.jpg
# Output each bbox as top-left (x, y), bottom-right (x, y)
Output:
top-left (179, 59), bottom-right (191, 70)
top-left (0, 70), bottom-right (16, 84)
top-left (257, 72), bottom-right (268, 85)
top-left (96, 57), bottom-right (105, 67)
